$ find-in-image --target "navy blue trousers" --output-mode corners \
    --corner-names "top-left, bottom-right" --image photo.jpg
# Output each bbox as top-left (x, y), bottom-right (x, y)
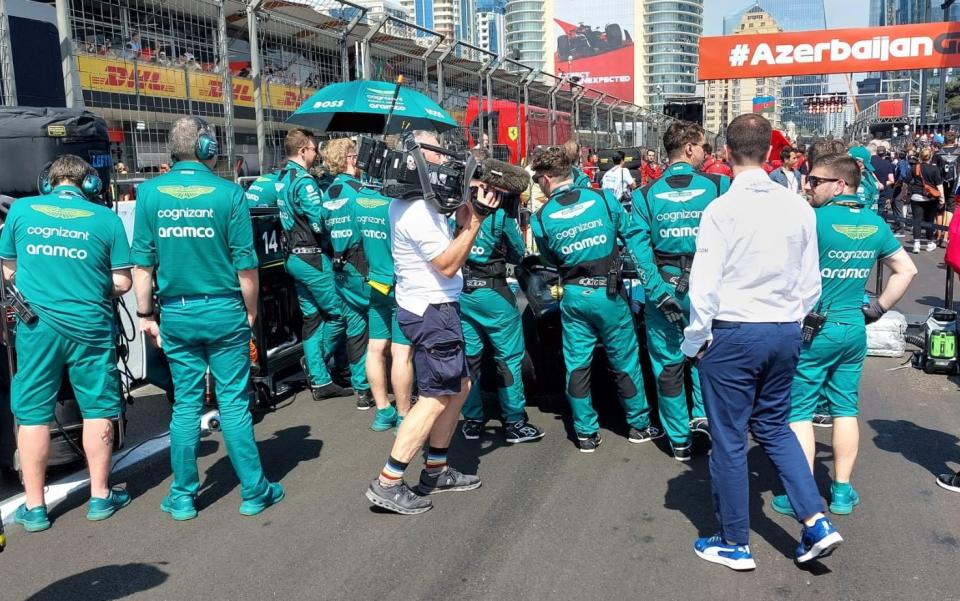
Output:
top-left (698, 321), bottom-right (825, 545)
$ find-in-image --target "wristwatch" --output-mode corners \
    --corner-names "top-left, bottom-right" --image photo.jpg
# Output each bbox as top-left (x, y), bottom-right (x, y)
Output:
top-left (136, 309), bottom-right (156, 318)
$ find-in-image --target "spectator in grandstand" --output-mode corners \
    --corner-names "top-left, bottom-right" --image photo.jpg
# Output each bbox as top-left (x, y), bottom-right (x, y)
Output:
top-left (156, 50), bottom-right (172, 67)
top-left (641, 149), bottom-right (663, 186)
top-left (123, 33), bottom-right (141, 60)
top-left (683, 113), bottom-right (842, 571)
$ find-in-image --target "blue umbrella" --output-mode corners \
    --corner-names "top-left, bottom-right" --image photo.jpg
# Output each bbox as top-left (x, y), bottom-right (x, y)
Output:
top-left (286, 79), bottom-right (458, 134)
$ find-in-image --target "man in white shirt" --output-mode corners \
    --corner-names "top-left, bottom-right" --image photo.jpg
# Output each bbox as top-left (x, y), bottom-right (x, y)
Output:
top-left (365, 131), bottom-right (500, 515)
top-left (682, 114), bottom-right (843, 571)
top-left (601, 150), bottom-right (636, 202)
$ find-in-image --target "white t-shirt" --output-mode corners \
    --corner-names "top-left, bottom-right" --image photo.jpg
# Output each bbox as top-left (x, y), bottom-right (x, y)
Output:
top-left (601, 165), bottom-right (635, 199)
top-left (389, 197), bottom-right (462, 316)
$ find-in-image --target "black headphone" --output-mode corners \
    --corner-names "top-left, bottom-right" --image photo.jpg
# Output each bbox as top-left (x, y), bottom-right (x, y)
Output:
top-left (37, 160), bottom-right (103, 200)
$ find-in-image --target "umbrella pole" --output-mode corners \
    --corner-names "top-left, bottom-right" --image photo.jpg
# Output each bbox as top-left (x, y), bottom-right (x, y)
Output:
top-left (381, 75), bottom-right (404, 136)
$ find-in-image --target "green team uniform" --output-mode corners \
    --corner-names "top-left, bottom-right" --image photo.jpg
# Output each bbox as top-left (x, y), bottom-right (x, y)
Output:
top-left (244, 170), bottom-right (281, 208)
top-left (790, 195), bottom-right (901, 422)
top-left (856, 170), bottom-right (880, 213)
top-left (321, 173), bottom-right (370, 393)
top-left (276, 159), bottom-right (342, 388)
top-left (460, 209), bottom-right (529, 424)
top-left (354, 188), bottom-right (409, 345)
top-left (131, 161), bottom-right (271, 505)
top-left (572, 166), bottom-right (591, 188)
top-left (0, 185), bottom-right (129, 425)
top-left (531, 184), bottom-right (652, 437)
top-left (633, 162), bottom-right (729, 448)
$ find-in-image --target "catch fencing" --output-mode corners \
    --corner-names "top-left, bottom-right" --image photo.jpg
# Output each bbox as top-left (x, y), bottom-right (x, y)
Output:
top-left (0, 0), bottom-right (708, 178)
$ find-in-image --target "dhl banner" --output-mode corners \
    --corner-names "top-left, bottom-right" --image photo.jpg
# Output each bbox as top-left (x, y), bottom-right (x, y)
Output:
top-left (699, 22), bottom-right (960, 81)
top-left (77, 55), bottom-right (314, 112)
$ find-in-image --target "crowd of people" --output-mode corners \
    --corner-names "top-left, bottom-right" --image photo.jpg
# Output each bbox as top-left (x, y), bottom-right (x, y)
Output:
top-left (5, 108), bottom-right (956, 574)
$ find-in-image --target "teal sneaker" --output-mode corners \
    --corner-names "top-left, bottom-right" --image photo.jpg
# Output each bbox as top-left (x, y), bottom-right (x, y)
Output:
top-left (160, 495), bottom-right (198, 521)
top-left (771, 494), bottom-right (797, 518)
top-left (87, 488), bottom-right (131, 521)
top-left (829, 482), bottom-right (861, 515)
top-left (371, 406), bottom-right (398, 432)
top-left (14, 503), bottom-right (50, 532)
top-left (239, 482), bottom-right (285, 516)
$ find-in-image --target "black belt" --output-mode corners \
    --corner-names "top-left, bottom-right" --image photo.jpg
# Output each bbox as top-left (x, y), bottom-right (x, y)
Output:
top-left (653, 251), bottom-right (694, 270)
top-left (713, 319), bottom-right (797, 329)
top-left (464, 276), bottom-right (507, 291)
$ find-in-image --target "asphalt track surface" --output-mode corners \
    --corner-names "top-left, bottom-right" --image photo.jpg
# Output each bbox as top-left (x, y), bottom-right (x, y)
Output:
top-left (3, 245), bottom-right (960, 601)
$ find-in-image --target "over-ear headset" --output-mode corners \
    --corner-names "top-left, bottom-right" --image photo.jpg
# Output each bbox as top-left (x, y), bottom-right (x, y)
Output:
top-left (193, 116), bottom-right (219, 161)
top-left (37, 160), bottom-right (103, 200)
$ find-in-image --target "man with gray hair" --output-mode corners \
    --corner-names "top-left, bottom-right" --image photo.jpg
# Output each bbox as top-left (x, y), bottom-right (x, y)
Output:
top-left (132, 116), bottom-right (283, 521)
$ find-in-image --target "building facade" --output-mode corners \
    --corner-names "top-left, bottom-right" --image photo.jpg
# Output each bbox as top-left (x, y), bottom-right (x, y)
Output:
top-left (724, 0), bottom-right (828, 136)
top-left (400, 0), bottom-right (475, 44)
top-left (703, 6), bottom-right (782, 134)
top-left (643, 0), bottom-right (703, 106)
top-left (505, 0), bottom-right (548, 70)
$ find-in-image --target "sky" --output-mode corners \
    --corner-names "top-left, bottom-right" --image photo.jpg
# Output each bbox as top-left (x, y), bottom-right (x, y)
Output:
top-left (702, 0), bottom-right (871, 36)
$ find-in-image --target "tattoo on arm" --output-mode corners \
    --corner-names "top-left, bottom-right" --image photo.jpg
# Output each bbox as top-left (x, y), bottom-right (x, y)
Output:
top-left (100, 425), bottom-right (114, 447)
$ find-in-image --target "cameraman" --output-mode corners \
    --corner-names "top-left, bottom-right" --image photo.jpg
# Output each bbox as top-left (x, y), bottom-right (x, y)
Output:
top-left (275, 128), bottom-right (348, 400)
top-left (1, 155), bottom-right (132, 531)
top-left (601, 150), bottom-right (635, 204)
top-left (133, 117), bottom-right (282, 520)
top-left (530, 146), bottom-right (659, 453)
top-left (365, 130), bottom-right (500, 515)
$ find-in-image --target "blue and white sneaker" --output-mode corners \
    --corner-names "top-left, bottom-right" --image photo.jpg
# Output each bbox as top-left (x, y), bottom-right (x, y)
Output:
top-left (693, 534), bottom-right (757, 571)
top-left (796, 516), bottom-right (843, 563)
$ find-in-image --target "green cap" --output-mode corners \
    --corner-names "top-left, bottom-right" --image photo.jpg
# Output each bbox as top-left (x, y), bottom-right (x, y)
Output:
top-left (848, 146), bottom-right (874, 171)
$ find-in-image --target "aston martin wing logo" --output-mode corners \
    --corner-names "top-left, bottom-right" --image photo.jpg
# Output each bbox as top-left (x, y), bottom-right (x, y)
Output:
top-left (548, 200), bottom-right (594, 220)
top-left (654, 189), bottom-right (705, 203)
top-left (323, 198), bottom-right (348, 211)
top-left (31, 204), bottom-right (93, 219)
top-left (832, 224), bottom-right (878, 240)
top-left (357, 197), bottom-right (389, 209)
top-left (157, 185), bottom-right (216, 200)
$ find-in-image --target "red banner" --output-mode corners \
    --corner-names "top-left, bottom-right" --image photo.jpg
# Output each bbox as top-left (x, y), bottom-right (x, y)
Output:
top-left (699, 22), bottom-right (960, 80)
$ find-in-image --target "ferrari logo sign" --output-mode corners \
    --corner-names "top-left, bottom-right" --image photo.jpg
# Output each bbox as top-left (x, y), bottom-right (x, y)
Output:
top-left (507, 127), bottom-right (519, 142)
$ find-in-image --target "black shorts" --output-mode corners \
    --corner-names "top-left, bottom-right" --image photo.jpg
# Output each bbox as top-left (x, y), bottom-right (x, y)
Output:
top-left (397, 302), bottom-right (469, 397)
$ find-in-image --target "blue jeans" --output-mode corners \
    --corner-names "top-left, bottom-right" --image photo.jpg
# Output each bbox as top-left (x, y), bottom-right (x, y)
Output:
top-left (697, 321), bottom-right (825, 545)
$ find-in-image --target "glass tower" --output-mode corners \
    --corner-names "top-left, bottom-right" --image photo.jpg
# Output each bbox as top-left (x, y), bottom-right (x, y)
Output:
top-left (644, 0), bottom-right (704, 105)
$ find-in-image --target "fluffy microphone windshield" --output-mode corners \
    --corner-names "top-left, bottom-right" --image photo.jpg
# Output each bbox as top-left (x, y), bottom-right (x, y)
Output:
top-left (479, 158), bottom-right (530, 195)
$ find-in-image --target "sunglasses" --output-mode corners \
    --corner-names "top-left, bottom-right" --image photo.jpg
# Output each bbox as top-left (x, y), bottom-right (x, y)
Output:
top-left (807, 175), bottom-right (841, 188)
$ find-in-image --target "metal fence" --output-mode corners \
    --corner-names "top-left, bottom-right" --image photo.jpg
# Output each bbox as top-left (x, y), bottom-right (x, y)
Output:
top-left (0, 0), bottom-right (701, 177)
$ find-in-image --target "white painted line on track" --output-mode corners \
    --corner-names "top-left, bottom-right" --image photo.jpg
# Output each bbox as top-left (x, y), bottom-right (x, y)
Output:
top-left (1, 432), bottom-right (170, 526)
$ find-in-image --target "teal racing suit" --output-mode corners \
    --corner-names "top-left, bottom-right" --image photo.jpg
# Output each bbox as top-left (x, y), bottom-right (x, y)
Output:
top-left (321, 173), bottom-right (371, 394)
top-left (244, 170), bottom-right (281, 208)
top-left (633, 162), bottom-right (730, 448)
top-left (276, 160), bottom-right (342, 388)
top-left (531, 184), bottom-right (652, 437)
top-left (460, 209), bottom-right (530, 424)
top-left (856, 168), bottom-right (880, 213)
top-left (572, 166), bottom-right (591, 188)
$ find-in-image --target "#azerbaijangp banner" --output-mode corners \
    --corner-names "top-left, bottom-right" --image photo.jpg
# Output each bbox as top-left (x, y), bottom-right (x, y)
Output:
top-left (77, 55), bottom-right (314, 111)
top-left (699, 22), bottom-right (960, 80)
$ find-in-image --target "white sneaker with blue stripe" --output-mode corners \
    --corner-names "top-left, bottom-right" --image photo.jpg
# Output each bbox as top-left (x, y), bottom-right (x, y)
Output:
top-left (693, 534), bottom-right (757, 571)
top-left (796, 516), bottom-right (843, 563)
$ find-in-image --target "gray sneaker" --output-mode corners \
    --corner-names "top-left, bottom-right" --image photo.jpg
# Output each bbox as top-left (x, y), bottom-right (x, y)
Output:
top-left (628, 425), bottom-right (664, 443)
top-left (418, 467), bottom-right (482, 495)
top-left (365, 480), bottom-right (433, 515)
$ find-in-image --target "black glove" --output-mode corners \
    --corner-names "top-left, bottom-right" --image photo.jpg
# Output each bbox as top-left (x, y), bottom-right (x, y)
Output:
top-left (862, 298), bottom-right (887, 324)
top-left (656, 294), bottom-right (685, 324)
